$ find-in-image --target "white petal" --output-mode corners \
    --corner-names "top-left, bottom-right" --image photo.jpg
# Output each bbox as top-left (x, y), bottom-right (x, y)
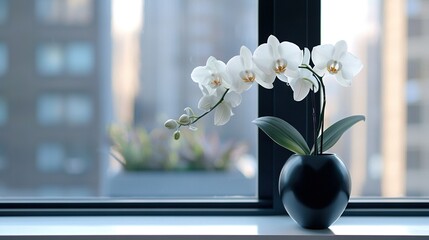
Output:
top-left (214, 59), bottom-right (227, 73)
top-left (333, 40), bottom-right (348, 60)
top-left (339, 52), bottom-right (363, 80)
top-left (198, 94), bottom-right (215, 111)
top-left (313, 66), bottom-right (326, 76)
top-left (303, 48), bottom-right (311, 65)
top-left (226, 56), bottom-right (245, 92)
top-left (290, 78), bottom-right (312, 101)
top-left (240, 46), bottom-right (253, 69)
top-left (206, 56), bottom-right (227, 74)
top-left (214, 102), bottom-right (232, 126)
top-left (300, 69), bottom-right (319, 92)
top-left (224, 91), bottom-right (242, 108)
top-left (284, 67), bottom-right (300, 79)
top-left (278, 41), bottom-right (303, 67)
top-left (206, 56), bottom-right (217, 70)
top-left (255, 79), bottom-right (274, 89)
top-left (277, 73), bottom-right (289, 83)
top-left (219, 71), bottom-right (232, 89)
top-left (312, 44), bottom-right (334, 71)
top-left (199, 84), bottom-right (210, 95)
top-left (335, 72), bottom-right (352, 87)
top-left (254, 69), bottom-right (275, 89)
top-left (191, 66), bottom-right (210, 83)
top-left (267, 35), bottom-right (280, 59)
top-left (253, 43), bottom-right (275, 75)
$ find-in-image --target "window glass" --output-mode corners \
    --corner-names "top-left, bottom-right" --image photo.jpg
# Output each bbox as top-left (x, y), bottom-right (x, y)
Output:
top-left (0, 148), bottom-right (7, 171)
top-left (322, 0), bottom-right (429, 197)
top-left (36, 42), bottom-right (94, 76)
top-left (0, 43), bottom-right (7, 76)
top-left (66, 43), bottom-right (94, 75)
top-left (36, 44), bottom-right (64, 76)
top-left (1, 0), bottom-right (258, 199)
top-left (35, 0), bottom-right (92, 25)
top-left (65, 147), bottom-right (89, 175)
top-left (0, 0), bottom-right (7, 24)
top-left (36, 143), bottom-right (65, 172)
top-left (109, 0), bottom-right (258, 198)
top-left (37, 94), bottom-right (93, 125)
top-left (65, 94), bottom-right (92, 125)
top-left (0, 98), bottom-right (7, 125)
top-left (37, 94), bottom-right (63, 125)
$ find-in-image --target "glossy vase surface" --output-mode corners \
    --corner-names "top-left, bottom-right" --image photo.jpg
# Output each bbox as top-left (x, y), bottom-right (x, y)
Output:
top-left (278, 154), bottom-right (351, 229)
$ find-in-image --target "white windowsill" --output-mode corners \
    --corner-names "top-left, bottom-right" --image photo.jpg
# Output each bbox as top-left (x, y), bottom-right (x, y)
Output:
top-left (0, 215), bottom-right (428, 239)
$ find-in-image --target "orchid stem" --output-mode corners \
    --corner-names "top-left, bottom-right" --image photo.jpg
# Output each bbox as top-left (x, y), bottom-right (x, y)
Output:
top-left (311, 86), bottom-right (317, 156)
top-left (180, 88), bottom-right (230, 127)
top-left (319, 80), bottom-right (326, 155)
top-left (299, 65), bottom-right (326, 155)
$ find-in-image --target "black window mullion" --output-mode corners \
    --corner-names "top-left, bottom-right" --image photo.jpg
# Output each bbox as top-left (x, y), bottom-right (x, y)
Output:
top-left (258, 0), bottom-right (321, 214)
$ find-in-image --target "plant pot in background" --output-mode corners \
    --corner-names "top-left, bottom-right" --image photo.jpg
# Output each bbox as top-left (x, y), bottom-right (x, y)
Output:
top-left (108, 170), bottom-right (256, 197)
top-left (278, 154), bottom-right (351, 229)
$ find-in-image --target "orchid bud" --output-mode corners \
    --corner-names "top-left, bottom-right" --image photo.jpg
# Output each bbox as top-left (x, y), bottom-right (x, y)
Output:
top-left (178, 114), bottom-right (191, 125)
top-left (164, 119), bottom-right (178, 130)
top-left (173, 130), bottom-right (181, 140)
top-left (184, 107), bottom-right (195, 117)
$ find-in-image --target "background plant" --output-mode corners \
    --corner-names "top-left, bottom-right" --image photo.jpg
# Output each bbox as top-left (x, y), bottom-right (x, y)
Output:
top-left (109, 124), bottom-right (247, 171)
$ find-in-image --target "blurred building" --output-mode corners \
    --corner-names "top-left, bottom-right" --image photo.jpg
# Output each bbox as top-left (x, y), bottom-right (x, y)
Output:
top-left (0, 0), bottom-right (111, 197)
top-left (405, 0), bottom-right (429, 196)
top-left (323, 0), bottom-right (429, 197)
top-left (136, 0), bottom-right (258, 150)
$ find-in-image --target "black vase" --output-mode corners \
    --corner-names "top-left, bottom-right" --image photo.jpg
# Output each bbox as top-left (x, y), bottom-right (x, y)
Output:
top-left (278, 154), bottom-right (351, 229)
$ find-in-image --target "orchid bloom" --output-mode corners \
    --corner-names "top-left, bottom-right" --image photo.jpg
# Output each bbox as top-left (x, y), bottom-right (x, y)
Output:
top-left (198, 86), bottom-right (242, 126)
top-left (312, 40), bottom-right (363, 87)
top-left (191, 56), bottom-right (231, 95)
top-left (253, 35), bottom-right (302, 83)
top-left (226, 46), bottom-right (274, 93)
top-left (289, 48), bottom-right (319, 101)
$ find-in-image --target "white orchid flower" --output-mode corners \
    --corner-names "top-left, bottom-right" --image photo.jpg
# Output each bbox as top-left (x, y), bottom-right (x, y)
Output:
top-left (226, 46), bottom-right (274, 93)
top-left (198, 87), bottom-right (241, 126)
top-left (289, 48), bottom-right (319, 101)
top-left (253, 35), bottom-right (302, 84)
top-left (197, 84), bottom-right (217, 111)
top-left (191, 56), bottom-right (231, 95)
top-left (312, 40), bottom-right (363, 87)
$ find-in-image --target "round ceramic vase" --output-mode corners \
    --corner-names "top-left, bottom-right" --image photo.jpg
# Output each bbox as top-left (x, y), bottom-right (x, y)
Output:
top-left (278, 154), bottom-right (351, 229)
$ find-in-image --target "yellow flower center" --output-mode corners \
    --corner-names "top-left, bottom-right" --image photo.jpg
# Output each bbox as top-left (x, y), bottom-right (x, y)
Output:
top-left (240, 70), bottom-right (256, 83)
top-left (327, 60), bottom-right (342, 74)
top-left (209, 74), bottom-right (222, 88)
top-left (273, 59), bottom-right (287, 74)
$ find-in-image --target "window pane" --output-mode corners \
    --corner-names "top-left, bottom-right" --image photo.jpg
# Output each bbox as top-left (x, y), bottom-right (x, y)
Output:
top-left (35, 0), bottom-right (92, 25)
top-left (36, 44), bottom-right (64, 76)
top-left (36, 143), bottom-right (65, 173)
top-left (65, 94), bottom-right (92, 125)
top-left (66, 43), bottom-right (94, 75)
top-left (0, 0), bottom-right (258, 199)
top-left (322, 0), bottom-right (429, 197)
top-left (0, 98), bottom-right (7, 125)
top-left (0, 43), bottom-right (8, 76)
top-left (110, 0), bottom-right (258, 198)
top-left (0, 0), bottom-right (7, 24)
top-left (37, 94), bottom-right (63, 125)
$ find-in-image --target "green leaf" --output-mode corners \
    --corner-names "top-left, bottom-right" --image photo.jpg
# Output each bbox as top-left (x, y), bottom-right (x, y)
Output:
top-left (313, 115), bottom-right (365, 154)
top-left (252, 116), bottom-right (310, 155)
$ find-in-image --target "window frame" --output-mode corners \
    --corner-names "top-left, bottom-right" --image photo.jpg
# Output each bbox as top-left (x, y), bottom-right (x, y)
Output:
top-left (0, 0), bottom-right (429, 217)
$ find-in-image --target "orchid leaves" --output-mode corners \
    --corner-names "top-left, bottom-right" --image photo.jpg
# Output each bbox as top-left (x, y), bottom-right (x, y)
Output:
top-left (253, 115), bottom-right (365, 155)
top-left (253, 116), bottom-right (310, 155)
top-left (311, 115), bottom-right (365, 154)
